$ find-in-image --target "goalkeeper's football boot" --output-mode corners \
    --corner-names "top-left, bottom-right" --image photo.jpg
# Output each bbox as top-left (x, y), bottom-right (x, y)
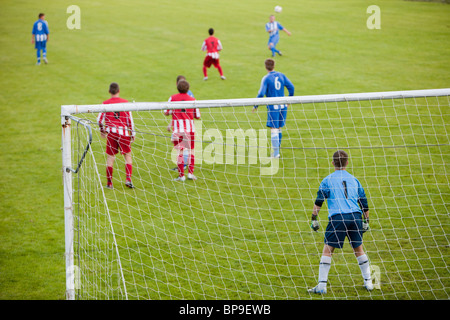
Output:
top-left (174, 175), bottom-right (186, 182)
top-left (307, 284), bottom-right (327, 294)
top-left (364, 280), bottom-right (374, 291)
top-left (125, 180), bottom-right (135, 189)
top-left (105, 183), bottom-right (113, 190)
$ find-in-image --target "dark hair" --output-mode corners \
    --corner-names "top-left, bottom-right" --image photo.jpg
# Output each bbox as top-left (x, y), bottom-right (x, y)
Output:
top-left (333, 150), bottom-right (348, 169)
top-left (208, 28), bottom-right (214, 35)
top-left (176, 75), bottom-right (186, 83)
top-left (177, 80), bottom-right (189, 94)
top-left (39, 13), bottom-right (45, 18)
top-left (109, 82), bottom-right (120, 95)
top-left (265, 58), bottom-right (275, 71)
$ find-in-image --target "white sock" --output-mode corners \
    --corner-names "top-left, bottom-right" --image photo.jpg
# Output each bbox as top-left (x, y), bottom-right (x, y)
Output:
top-left (357, 254), bottom-right (371, 283)
top-left (318, 256), bottom-right (332, 288)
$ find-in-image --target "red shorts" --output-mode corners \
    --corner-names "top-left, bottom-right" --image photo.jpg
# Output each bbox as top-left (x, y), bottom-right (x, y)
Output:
top-left (203, 56), bottom-right (220, 68)
top-left (106, 132), bottom-right (132, 155)
top-left (172, 132), bottom-right (195, 150)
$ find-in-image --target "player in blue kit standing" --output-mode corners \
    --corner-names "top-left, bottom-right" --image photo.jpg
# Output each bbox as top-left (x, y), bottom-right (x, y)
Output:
top-left (266, 14), bottom-right (291, 57)
top-left (253, 58), bottom-right (294, 158)
top-left (308, 150), bottom-right (374, 294)
top-left (32, 13), bottom-right (50, 65)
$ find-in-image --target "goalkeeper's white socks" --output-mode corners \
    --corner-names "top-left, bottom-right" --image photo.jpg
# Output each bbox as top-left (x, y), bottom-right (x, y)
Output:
top-left (357, 254), bottom-right (373, 291)
top-left (318, 255), bottom-right (331, 287)
top-left (310, 254), bottom-right (374, 293)
top-left (308, 255), bottom-right (331, 294)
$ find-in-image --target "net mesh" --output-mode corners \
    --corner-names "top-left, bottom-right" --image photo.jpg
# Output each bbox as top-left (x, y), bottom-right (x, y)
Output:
top-left (69, 94), bottom-right (450, 300)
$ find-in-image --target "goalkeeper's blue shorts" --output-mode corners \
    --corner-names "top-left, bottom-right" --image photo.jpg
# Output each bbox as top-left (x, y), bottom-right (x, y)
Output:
top-left (324, 212), bottom-right (364, 249)
top-left (266, 104), bottom-right (287, 128)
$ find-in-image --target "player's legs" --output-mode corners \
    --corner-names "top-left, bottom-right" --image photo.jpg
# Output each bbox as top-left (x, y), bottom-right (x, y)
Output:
top-left (43, 49), bottom-right (48, 64)
top-left (308, 244), bottom-right (334, 294)
top-left (123, 152), bottom-right (134, 188)
top-left (203, 56), bottom-right (212, 79)
top-left (187, 133), bottom-right (196, 179)
top-left (105, 133), bottom-right (120, 189)
top-left (268, 36), bottom-right (280, 56)
top-left (212, 59), bottom-right (225, 79)
top-left (309, 215), bottom-right (345, 294)
top-left (278, 107), bottom-right (287, 149)
top-left (177, 148), bottom-right (185, 178)
top-left (183, 149), bottom-right (190, 167)
top-left (348, 213), bottom-right (373, 290)
top-left (173, 134), bottom-right (186, 179)
top-left (42, 41), bottom-right (48, 64)
top-left (353, 245), bottom-right (373, 290)
top-left (106, 154), bottom-right (115, 189)
top-left (118, 136), bottom-right (134, 188)
top-left (270, 128), bottom-right (280, 158)
top-left (267, 106), bottom-right (282, 157)
top-left (36, 48), bottom-right (41, 65)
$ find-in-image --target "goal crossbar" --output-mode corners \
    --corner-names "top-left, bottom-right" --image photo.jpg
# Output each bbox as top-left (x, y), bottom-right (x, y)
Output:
top-left (61, 88), bottom-right (450, 116)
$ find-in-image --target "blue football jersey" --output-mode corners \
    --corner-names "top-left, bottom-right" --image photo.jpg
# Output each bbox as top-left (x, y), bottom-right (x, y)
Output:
top-left (32, 19), bottom-right (49, 42)
top-left (266, 21), bottom-right (283, 37)
top-left (316, 170), bottom-right (369, 218)
top-left (257, 71), bottom-right (294, 100)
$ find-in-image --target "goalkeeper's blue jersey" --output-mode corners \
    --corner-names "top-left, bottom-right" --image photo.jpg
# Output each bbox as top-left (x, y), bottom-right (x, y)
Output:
top-left (257, 71), bottom-right (294, 109)
top-left (315, 170), bottom-right (368, 218)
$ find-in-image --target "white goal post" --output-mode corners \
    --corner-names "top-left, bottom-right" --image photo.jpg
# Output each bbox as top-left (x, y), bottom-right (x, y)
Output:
top-left (61, 88), bottom-right (450, 300)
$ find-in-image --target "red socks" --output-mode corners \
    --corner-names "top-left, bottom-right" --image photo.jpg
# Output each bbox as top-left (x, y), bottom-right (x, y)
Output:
top-left (106, 164), bottom-right (132, 185)
top-left (126, 163), bottom-right (132, 182)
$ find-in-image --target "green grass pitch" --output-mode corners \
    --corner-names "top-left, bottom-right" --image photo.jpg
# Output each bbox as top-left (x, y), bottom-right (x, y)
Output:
top-left (0, 0), bottom-right (449, 300)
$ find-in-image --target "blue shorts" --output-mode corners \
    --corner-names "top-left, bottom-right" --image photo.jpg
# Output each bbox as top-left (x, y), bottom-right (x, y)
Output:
top-left (266, 104), bottom-right (287, 128)
top-left (268, 35), bottom-right (279, 47)
top-left (35, 41), bottom-right (47, 50)
top-left (324, 212), bottom-right (364, 249)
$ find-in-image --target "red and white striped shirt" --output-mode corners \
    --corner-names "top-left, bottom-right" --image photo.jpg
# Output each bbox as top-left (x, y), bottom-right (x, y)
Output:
top-left (165, 93), bottom-right (200, 134)
top-left (97, 97), bottom-right (135, 137)
top-left (201, 36), bottom-right (222, 60)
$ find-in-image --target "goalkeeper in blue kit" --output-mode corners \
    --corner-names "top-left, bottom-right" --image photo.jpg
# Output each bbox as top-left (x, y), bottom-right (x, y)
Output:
top-left (308, 150), bottom-right (374, 294)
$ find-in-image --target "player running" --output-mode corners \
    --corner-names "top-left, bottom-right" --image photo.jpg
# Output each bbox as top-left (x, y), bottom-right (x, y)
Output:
top-left (253, 58), bottom-right (294, 158)
top-left (32, 13), bottom-right (50, 65)
top-left (308, 150), bottom-right (373, 294)
top-left (201, 28), bottom-right (226, 81)
top-left (165, 80), bottom-right (201, 181)
top-left (266, 14), bottom-right (291, 57)
top-left (97, 83), bottom-right (136, 189)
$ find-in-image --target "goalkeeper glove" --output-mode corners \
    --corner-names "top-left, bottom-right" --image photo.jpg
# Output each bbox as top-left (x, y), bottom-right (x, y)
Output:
top-left (362, 218), bottom-right (369, 232)
top-left (310, 214), bottom-right (319, 232)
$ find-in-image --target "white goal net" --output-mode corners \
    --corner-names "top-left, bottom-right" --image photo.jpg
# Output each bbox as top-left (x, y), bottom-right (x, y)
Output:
top-left (61, 89), bottom-right (450, 300)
